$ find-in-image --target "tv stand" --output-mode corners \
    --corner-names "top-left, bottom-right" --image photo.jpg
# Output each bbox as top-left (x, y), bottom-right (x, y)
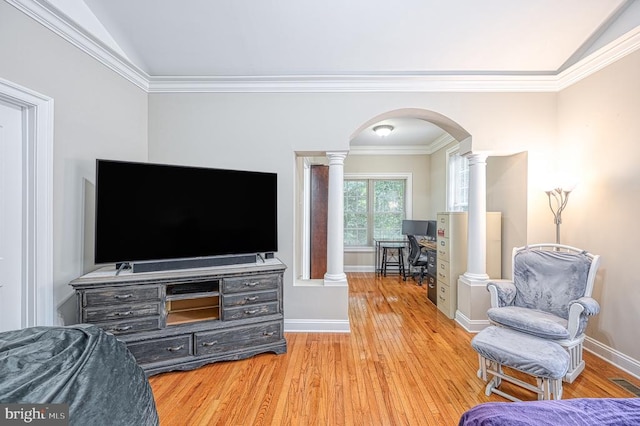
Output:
top-left (69, 259), bottom-right (286, 376)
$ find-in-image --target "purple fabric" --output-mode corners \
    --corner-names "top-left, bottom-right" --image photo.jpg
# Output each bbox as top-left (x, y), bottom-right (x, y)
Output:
top-left (459, 398), bottom-right (640, 426)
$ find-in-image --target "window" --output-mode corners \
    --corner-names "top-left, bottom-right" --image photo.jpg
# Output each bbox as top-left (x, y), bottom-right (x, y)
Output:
top-left (446, 146), bottom-right (469, 212)
top-left (344, 175), bottom-right (409, 247)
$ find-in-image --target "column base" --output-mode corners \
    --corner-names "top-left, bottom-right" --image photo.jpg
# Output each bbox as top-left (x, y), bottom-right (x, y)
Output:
top-left (324, 272), bottom-right (348, 286)
top-left (456, 275), bottom-right (492, 332)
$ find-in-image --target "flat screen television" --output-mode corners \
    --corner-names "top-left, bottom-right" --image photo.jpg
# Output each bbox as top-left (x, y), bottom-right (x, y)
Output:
top-left (95, 159), bottom-right (278, 270)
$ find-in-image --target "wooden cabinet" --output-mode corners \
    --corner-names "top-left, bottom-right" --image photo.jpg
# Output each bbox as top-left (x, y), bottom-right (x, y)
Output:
top-left (435, 212), bottom-right (501, 319)
top-left (70, 259), bottom-right (287, 376)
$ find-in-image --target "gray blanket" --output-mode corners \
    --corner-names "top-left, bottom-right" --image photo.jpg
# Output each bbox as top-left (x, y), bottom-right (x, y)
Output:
top-left (0, 324), bottom-right (158, 426)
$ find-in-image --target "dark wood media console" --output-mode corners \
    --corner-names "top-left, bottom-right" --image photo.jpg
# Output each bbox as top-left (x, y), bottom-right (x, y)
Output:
top-left (69, 259), bottom-right (287, 376)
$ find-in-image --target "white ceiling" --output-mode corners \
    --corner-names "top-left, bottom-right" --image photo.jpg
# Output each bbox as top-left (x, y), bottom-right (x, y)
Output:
top-left (79, 0), bottom-right (630, 76)
top-left (41, 0), bottom-right (640, 150)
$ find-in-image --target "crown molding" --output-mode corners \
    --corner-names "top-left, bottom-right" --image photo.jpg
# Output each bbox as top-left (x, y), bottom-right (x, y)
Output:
top-left (147, 74), bottom-right (560, 93)
top-left (557, 25), bottom-right (640, 90)
top-left (10, 0), bottom-right (640, 94)
top-left (7, 0), bottom-right (149, 91)
top-left (349, 134), bottom-right (455, 156)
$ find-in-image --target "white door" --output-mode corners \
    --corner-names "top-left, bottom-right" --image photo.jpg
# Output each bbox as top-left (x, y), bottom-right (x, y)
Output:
top-left (0, 99), bottom-right (24, 332)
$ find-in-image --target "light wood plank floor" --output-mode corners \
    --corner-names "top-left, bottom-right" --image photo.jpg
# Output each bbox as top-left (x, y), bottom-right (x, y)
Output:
top-left (149, 272), bottom-right (639, 425)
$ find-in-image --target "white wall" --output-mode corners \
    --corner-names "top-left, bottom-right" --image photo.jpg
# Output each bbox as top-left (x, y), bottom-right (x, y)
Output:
top-left (556, 48), bottom-right (640, 364)
top-left (487, 153), bottom-right (529, 278)
top-left (148, 91), bottom-right (557, 327)
top-left (0, 2), bottom-right (148, 323)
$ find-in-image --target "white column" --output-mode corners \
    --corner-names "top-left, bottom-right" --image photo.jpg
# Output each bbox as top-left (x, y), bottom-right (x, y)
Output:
top-left (463, 153), bottom-right (489, 280)
top-left (324, 151), bottom-right (348, 285)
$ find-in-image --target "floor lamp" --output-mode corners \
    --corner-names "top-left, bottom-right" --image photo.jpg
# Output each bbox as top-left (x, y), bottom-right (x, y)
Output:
top-left (545, 187), bottom-right (572, 244)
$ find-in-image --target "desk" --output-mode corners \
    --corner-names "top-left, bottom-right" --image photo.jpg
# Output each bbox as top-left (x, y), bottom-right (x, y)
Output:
top-left (374, 239), bottom-right (408, 276)
top-left (419, 240), bottom-right (436, 250)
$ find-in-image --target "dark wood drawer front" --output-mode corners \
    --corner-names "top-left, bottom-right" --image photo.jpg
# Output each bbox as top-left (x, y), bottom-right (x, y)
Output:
top-left (222, 302), bottom-right (278, 321)
top-left (83, 303), bottom-right (161, 322)
top-left (127, 335), bottom-right (193, 364)
top-left (223, 274), bottom-right (279, 294)
top-left (222, 290), bottom-right (278, 308)
top-left (97, 316), bottom-right (162, 335)
top-left (195, 322), bottom-right (282, 355)
top-left (83, 286), bottom-right (162, 307)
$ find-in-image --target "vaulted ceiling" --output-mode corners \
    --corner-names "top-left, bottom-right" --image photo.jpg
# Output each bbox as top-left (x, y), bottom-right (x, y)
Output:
top-left (32, 0), bottom-right (640, 148)
top-left (74, 0), bottom-right (634, 77)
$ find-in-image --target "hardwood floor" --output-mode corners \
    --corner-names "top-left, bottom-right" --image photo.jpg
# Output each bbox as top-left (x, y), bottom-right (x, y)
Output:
top-left (149, 272), bottom-right (639, 425)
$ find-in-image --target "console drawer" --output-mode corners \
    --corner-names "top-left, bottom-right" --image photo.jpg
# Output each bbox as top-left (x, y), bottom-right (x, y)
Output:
top-left (96, 316), bottom-right (162, 335)
top-left (223, 302), bottom-right (278, 321)
top-left (223, 274), bottom-right (279, 293)
top-left (83, 302), bottom-right (161, 322)
top-left (83, 286), bottom-right (162, 307)
top-left (222, 290), bottom-right (278, 307)
top-left (195, 322), bottom-right (282, 356)
top-left (127, 335), bottom-right (193, 364)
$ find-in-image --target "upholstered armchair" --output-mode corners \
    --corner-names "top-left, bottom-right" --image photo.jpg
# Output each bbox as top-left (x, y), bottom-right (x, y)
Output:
top-left (486, 244), bottom-right (601, 383)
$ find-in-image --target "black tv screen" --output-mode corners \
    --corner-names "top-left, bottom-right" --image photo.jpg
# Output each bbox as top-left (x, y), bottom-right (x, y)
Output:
top-left (95, 159), bottom-right (278, 265)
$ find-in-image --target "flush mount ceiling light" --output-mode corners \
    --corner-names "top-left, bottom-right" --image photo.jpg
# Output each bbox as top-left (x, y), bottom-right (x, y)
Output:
top-left (373, 124), bottom-right (394, 137)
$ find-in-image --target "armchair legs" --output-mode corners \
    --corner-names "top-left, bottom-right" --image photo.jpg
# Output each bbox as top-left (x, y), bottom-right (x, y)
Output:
top-left (564, 340), bottom-right (585, 383)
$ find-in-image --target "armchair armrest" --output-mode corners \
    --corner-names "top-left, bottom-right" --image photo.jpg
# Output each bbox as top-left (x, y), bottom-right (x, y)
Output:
top-left (567, 297), bottom-right (601, 339)
top-left (486, 280), bottom-right (516, 308)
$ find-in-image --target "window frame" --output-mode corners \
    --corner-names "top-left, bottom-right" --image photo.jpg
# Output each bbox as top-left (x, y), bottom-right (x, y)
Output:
top-left (445, 145), bottom-right (469, 212)
top-left (343, 173), bottom-right (413, 252)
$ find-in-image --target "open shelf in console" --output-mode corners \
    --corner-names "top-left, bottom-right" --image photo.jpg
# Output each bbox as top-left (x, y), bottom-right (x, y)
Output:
top-left (166, 280), bottom-right (220, 325)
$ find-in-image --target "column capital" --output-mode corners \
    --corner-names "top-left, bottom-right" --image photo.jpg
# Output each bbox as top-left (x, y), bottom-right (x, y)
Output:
top-left (326, 151), bottom-right (348, 165)
top-left (465, 152), bottom-right (488, 166)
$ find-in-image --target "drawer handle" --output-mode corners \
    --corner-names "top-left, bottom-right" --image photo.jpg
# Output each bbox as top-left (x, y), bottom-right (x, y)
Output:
top-left (440, 287), bottom-right (445, 293)
top-left (107, 325), bottom-right (132, 333)
top-left (114, 294), bottom-right (133, 299)
top-left (245, 296), bottom-right (259, 301)
top-left (263, 331), bottom-right (275, 337)
top-left (167, 345), bottom-right (184, 352)
top-left (244, 282), bottom-right (259, 287)
top-left (202, 341), bottom-right (218, 347)
top-left (428, 283), bottom-right (435, 289)
top-left (245, 309), bottom-right (259, 315)
top-left (114, 311), bottom-right (132, 316)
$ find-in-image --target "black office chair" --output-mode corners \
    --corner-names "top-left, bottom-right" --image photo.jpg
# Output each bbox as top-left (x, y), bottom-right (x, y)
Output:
top-left (407, 235), bottom-right (429, 284)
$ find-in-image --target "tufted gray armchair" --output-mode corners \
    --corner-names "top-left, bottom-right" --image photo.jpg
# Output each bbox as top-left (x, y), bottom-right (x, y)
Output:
top-left (486, 244), bottom-right (601, 383)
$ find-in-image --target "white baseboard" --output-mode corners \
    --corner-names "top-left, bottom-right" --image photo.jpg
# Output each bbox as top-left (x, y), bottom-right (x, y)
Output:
top-left (584, 336), bottom-right (640, 380)
top-left (284, 319), bottom-right (351, 333)
top-left (455, 310), bottom-right (490, 333)
top-left (344, 265), bottom-right (375, 273)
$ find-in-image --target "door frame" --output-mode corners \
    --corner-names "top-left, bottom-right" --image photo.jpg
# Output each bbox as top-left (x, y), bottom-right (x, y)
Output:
top-left (0, 77), bottom-right (54, 327)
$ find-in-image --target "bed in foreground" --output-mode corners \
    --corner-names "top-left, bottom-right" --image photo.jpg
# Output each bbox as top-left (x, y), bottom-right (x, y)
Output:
top-left (459, 398), bottom-right (640, 425)
top-left (0, 324), bottom-right (158, 426)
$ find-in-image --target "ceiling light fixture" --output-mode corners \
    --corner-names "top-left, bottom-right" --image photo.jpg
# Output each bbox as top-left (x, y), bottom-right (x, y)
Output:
top-left (373, 124), bottom-right (394, 137)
